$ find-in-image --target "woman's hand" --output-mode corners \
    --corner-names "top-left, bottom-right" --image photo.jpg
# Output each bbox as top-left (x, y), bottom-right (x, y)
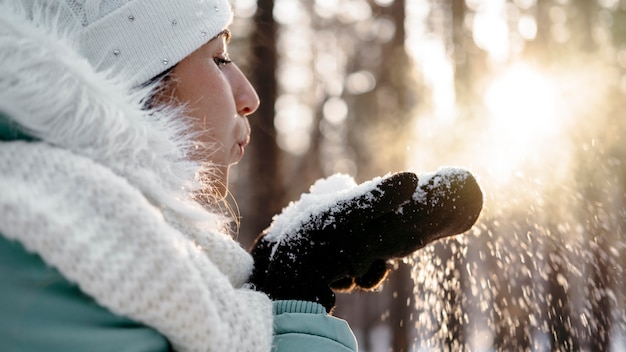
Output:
top-left (249, 169), bottom-right (483, 313)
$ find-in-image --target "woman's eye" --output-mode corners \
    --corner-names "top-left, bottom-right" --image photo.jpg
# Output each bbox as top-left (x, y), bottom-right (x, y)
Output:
top-left (214, 56), bottom-right (233, 67)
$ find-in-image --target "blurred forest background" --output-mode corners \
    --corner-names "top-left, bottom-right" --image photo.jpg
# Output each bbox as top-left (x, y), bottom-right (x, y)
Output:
top-left (225, 0), bottom-right (626, 351)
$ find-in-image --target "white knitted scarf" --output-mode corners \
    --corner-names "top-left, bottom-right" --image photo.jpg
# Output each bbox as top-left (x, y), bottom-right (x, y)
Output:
top-left (0, 2), bottom-right (273, 351)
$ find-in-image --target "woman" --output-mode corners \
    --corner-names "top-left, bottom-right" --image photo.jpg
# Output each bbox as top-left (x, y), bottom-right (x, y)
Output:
top-left (0, 0), bottom-right (483, 351)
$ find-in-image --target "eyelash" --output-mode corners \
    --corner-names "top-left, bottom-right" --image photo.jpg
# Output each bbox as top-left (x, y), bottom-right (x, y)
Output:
top-left (214, 57), bottom-right (233, 67)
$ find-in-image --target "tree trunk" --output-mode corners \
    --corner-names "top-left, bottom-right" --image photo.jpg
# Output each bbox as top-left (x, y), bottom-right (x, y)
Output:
top-left (245, 0), bottom-right (284, 244)
top-left (390, 262), bottom-right (414, 352)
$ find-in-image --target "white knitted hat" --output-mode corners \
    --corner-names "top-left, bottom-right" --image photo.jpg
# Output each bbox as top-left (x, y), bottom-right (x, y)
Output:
top-left (61, 0), bottom-right (233, 87)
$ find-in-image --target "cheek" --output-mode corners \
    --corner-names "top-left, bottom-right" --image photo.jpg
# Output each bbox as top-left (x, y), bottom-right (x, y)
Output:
top-left (176, 76), bottom-right (230, 131)
top-left (191, 104), bottom-right (238, 162)
top-left (173, 61), bottom-right (221, 110)
top-left (169, 60), bottom-right (240, 163)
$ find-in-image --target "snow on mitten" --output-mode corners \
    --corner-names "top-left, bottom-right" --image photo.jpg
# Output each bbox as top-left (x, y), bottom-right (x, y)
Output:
top-left (249, 172), bottom-right (419, 312)
top-left (327, 167), bottom-right (483, 292)
top-left (370, 167), bottom-right (483, 258)
top-left (249, 168), bottom-right (483, 312)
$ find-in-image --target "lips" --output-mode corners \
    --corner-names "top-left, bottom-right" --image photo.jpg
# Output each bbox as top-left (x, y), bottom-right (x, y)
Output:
top-left (236, 134), bottom-right (250, 159)
top-left (238, 135), bottom-right (250, 149)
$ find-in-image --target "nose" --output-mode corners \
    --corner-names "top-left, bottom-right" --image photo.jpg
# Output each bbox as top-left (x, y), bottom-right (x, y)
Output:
top-left (230, 64), bottom-right (260, 117)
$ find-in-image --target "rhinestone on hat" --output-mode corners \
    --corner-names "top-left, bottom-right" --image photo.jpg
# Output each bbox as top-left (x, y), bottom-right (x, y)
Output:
top-left (113, 49), bottom-right (121, 56)
top-left (162, 58), bottom-right (169, 65)
top-left (214, 6), bottom-right (219, 12)
top-left (128, 14), bottom-right (135, 22)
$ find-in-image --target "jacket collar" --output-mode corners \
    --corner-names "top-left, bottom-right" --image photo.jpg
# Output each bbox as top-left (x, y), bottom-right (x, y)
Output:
top-left (0, 111), bottom-right (35, 142)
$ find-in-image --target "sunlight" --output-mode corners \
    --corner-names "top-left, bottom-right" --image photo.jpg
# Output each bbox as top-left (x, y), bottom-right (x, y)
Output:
top-left (485, 64), bottom-right (558, 139)
top-left (483, 63), bottom-right (563, 183)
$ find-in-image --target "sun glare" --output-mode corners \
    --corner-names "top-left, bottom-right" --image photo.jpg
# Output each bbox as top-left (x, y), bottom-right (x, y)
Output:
top-left (485, 64), bottom-right (559, 139)
top-left (405, 1), bottom-right (579, 192)
top-left (483, 63), bottom-right (564, 183)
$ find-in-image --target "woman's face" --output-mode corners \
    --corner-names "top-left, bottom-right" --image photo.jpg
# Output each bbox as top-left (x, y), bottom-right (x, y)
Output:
top-left (165, 31), bottom-right (259, 197)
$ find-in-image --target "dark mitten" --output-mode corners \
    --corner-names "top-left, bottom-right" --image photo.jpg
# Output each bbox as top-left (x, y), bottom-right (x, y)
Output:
top-left (327, 168), bottom-right (483, 293)
top-left (329, 258), bottom-right (390, 291)
top-left (249, 168), bottom-right (483, 313)
top-left (331, 168), bottom-right (483, 296)
top-left (365, 167), bottom-right (484, 260)
top-left (249, 172), bottom-right (419, 312)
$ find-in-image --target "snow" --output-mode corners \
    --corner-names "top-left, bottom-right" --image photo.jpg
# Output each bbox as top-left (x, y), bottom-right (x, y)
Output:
top-left (263, 173), bottom-right (385, 243)
top-left (413, 167), bottom-right (469, 206)
top-left (263, 167), bottom-right (471, 247)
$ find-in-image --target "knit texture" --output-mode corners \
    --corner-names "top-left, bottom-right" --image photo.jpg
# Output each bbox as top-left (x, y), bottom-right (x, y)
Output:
top-left (25, 0), bottom-right (233, 87)
top-left (273, 301), bottom-right (327, 315)
top-left (0, 2), bottom-right (273, 351)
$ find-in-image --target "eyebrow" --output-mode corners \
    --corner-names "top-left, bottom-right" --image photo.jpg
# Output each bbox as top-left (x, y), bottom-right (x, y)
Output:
top-left (217, 29), bottom-right (231, 43)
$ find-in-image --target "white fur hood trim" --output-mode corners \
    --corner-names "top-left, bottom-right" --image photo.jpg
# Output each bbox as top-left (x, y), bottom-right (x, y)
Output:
top-left (0, 0), bottom-right (199, 214)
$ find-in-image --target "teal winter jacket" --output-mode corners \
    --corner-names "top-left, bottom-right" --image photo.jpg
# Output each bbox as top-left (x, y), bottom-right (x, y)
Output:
top-left (0, 233), bottom-right (357, 351)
